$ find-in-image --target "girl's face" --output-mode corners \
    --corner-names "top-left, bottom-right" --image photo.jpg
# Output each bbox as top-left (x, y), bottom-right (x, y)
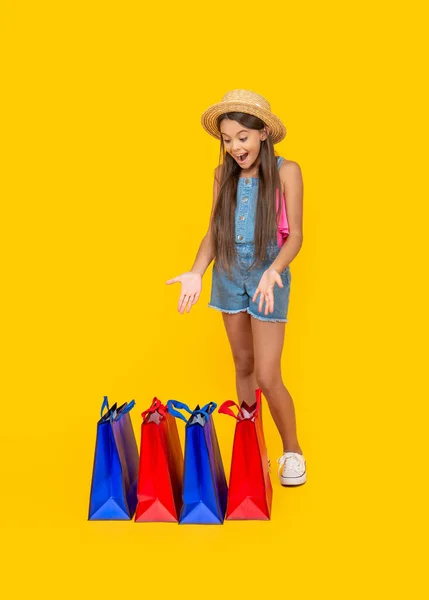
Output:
top-left (220, 119), bottom-right (267, 170)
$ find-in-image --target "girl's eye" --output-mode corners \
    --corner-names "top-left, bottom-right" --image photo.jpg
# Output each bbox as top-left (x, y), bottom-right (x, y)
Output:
top-left (223, 138), bottom-right (247, 143)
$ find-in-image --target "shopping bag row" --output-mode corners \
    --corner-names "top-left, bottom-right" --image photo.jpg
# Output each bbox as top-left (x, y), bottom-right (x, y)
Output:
top-left (88, 390), bottom-right (272, 523)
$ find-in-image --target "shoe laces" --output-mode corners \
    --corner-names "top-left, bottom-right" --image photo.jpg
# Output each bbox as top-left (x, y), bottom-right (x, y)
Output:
top-left (277, 452), bottom-right (304, 475)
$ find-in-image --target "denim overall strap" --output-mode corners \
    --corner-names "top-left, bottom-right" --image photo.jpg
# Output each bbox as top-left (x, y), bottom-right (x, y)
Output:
top-left (234, 157), bottom-right (284, 245)
top-left (234, 176), bottom-right (254, 244)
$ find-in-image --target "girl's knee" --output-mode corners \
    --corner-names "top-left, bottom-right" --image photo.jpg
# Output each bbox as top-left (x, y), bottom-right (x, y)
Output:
top-left (256, 374), bottom-right (283, 397)
top-left (234, 352), bottom-right (254, 378)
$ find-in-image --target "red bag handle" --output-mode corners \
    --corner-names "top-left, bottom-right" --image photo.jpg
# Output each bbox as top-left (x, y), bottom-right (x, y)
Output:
top-left (219, 389), bottom-right (263, 420)
top-left (141, 397), bottom-right (167, 421)
top-left (218, 400), bottom-right (240, 420)
top-left (253, 389), bottom-right (262, 417)
top-left (253, 389), bottom-right (262, 415)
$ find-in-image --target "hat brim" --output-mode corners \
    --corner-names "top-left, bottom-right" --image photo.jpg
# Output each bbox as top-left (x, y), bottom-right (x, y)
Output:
top-left (201, 101), bottom-right (286, 145)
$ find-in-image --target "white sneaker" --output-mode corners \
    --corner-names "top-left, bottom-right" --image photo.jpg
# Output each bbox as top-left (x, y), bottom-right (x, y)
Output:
top-left (277, 452), bottom-right (307, 486)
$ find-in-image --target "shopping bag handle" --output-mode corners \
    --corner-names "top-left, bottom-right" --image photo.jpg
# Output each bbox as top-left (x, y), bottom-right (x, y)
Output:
top-left (141, 397), bottom-right (167, 420)
top-left (191, 402), bottom-right (217, 421)
top-left (218, 400), bottom-right (240, 420)
top-left (115, 400), bottom-right (135, 420)
top-left (100, 396), bottom-right (110, 418)
top-left (167, 400), bottom-right (217, 423)
top-left (250, 389), bottom-right (262, 417)
top-left (219, 390), bottom-right (262, 420)
top-left (166, 400), bottom-right (193, 423)
top-left (200, 402), bottom-right (217, 416)
top-left (100, 398), bottom-right (119, 422)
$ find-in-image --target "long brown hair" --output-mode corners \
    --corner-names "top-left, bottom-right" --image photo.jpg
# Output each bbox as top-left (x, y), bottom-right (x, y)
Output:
top-left (212, 112), bottom-right (282, 274)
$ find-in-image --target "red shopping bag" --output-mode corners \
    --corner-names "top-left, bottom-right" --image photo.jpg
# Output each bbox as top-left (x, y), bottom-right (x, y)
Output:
top-left (135, 397), bottom-right (183, 522)
top-left (219, 389), bottom-right (272, 520)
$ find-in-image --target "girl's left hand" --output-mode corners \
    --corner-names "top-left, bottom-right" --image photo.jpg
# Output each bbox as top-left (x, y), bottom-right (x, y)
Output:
top-left (252, 269), bottom-right (284, 315)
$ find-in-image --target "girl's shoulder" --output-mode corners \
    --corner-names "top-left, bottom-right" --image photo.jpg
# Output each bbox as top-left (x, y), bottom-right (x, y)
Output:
top-left (278, 156), bottom-right (301, 168)
top-left (278, 158), bottom-right (303, 194)
top-left (278, 158), bottom-right (302, 179)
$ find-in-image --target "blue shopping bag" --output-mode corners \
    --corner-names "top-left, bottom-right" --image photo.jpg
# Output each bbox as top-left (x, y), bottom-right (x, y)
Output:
top-left (88, 396), bottom-right (139, 520)
top-left (167, 400), bottom-right (228, 525)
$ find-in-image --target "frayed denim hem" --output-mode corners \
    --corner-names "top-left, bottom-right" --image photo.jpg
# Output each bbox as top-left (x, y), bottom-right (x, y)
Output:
top-left (208, 304), bottom-right (248, 315)
top-left (248, 311), bottom-right (288, 323)
top-left (208, 304), bottom-right (288, 323)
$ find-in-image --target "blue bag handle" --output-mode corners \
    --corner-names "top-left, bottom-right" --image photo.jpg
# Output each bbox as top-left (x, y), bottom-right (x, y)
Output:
top-left (167, 400), bottom-right (217, 423)
top-left (200, 402), bottom-right (217, 416)
top-left (190, 403), bottom-right (217, 423)
top-left (100, 396), bottom-right (110, 418)
top-left (167, 400), bottom-right (193, 423)
top-left (115, 400), bottom-right (136, 421)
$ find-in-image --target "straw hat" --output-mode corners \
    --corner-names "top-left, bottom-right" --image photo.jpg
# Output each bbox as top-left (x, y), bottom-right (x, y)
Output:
top-left (201, 89), bottom-right (286, 144)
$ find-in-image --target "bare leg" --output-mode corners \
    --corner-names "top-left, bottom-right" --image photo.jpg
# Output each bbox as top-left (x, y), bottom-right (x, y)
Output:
top-left (251, 318), bottom-right (302, 454)
top-left (222, 312), bottom-right (258, 406)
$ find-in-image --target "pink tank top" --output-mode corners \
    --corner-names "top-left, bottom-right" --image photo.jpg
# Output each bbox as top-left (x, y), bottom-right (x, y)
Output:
top-left (276, 185), bottom-right (290, 248)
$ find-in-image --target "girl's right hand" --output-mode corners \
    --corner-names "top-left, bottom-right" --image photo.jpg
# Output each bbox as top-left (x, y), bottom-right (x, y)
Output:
top-left (166, 272), bottom-right (202, 314)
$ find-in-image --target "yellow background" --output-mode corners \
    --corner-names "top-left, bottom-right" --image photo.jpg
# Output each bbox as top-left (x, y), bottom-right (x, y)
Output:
top-left (1, 1), bottom-right (427, 598)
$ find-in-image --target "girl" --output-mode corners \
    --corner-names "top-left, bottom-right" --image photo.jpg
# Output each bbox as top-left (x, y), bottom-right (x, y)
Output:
top-left (166, 89), bottom-right (306, 486)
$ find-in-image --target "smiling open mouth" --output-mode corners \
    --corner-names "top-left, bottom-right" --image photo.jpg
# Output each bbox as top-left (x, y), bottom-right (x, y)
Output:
top-left (236, 153), bottom-right (249, 163)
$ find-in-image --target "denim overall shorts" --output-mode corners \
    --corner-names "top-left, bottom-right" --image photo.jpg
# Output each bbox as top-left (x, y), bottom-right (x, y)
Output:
top-left (209, 156), bottom-right (292, 323)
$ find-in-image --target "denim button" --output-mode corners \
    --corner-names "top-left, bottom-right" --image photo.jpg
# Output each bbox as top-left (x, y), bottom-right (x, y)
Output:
top-left (242, 197), bottom-right (248, 203)
top-left (237, 235), bottom-right (243, 241)
top-left (240, 216), bottom-right (245, 221)
top-left (245, 179), bottom-right (250, 184)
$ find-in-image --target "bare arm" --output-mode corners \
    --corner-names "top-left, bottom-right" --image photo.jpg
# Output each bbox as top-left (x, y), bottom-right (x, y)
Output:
top-left (252, 160), bottom-right (304, 315)
top-left (166, 166), bottom-right (221, 313)
top-left (189, 231), bottom-right (215, 276)
top-left (189, 166), bottom-right (221, 275)
top-left (269, 160), bottom-right (304, 273)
